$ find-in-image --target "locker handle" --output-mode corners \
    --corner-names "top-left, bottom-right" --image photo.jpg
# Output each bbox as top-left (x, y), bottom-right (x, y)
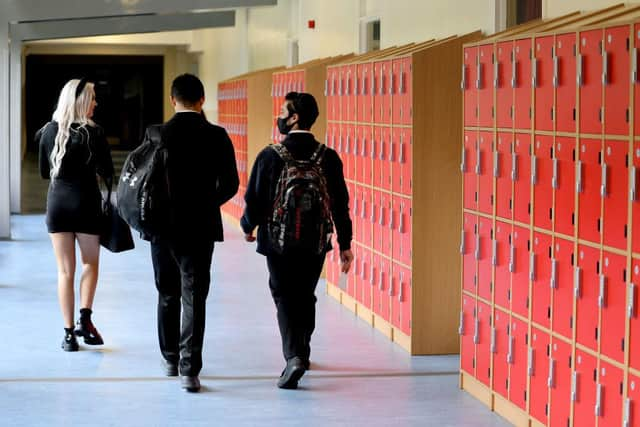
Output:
top-left (492, 239), bottom-right (497, 266)
top-left (380, 138), bottom-right (386, 161)
top-left (547, 358), bottom-right (555, 388)
top-left (371, 74), bottom-right (375, 96)
top-left (354, 75), bottom-right (359, 96)
top-left (529, 252), bottom-right (536, 282)
top-left (532, 58), bottom-right (538, 88)
top-left (595, 383), bottom-right (603, 417)
top-left (553, 55), bottom-right (559, 88)
top-left (370, 202), bottom-right (376, 223)
top-left (338, 75), bottom-right (343, 96)
top-left (493, 151), bottom-right (500, 178)
top-left (476, 60), bottom-right (482, 89)
top-left (389, 207), bottom-right (395, 231)
top-left (346, 71), bottom-right (351, 95)
top-left (507, 336), bottom-right (514, 364)
top-left (399, 134), bottom-right (406, 164)
top-left (338, 134), bottom-right (343, 153)
top-left (398, 271), bottom-right (404, 302)
top-left (398, 205), bottom-right (405, 234)
top-left (272, 84), bottom-right (276, 97)
top-left (361, 198), bottom-right (366, 220)
top-left (552, 158), bottom-right (559, 190)
top-left (509, 245), bottom-right (515, 273)
top-left (550, 259), bottom-right (557, 289)
top-left (460, 230), bottom-right (466, 254)
top-left (389, 138), bottom-right (395, 162)
top-left (628, 283), bottom-right (636, 319)
top-left (461, 147), bottom-right (468, 173)
top-left (379, 268), bottom-right (384, 291)
top-left (324, 79), bottom-right (328, 96)
top-left (370, 264), bottom-right (375, 285)
top-left (571, 372), bottom-right (579, 402)
top-left (388, 274), bottom-right (394, 296)
top-left (576, 161), bottom-right (583, 193)
top-left (490, 327), bottom-right (497, 353)
top-left (389, 69), bottom-right (394, 95)
top-left (574, 267), bottom-right (582, 299)
top-left (352, 134), bottom-right (358, 156)
top-left (601, 163), bottom-right (608, 198)
top-left (353, 197), bottom-right (359, 218)
top-left (528, 347), bottom-right (534, 376)
top-left (345, 134), bottom-right (350, 155)
top-left (624, 398), bottom-right (631, 427)
top-left (511, 58), bottom-right (517, 88)
top-left (361, 135), bottom-right (367, 157)
top-left (598, 274), bottom-right (606, 308)
top-left (511, 153), bottom-right (518, 181)
top-left (493, 60), bottom-right (499, 88)
top-left (475, 235), bottom-right (481, 260)
top-left (399, 64), bottom-right (405, 93)
top-left (602, 51), bottom-right (609, 86)
top-left (460, 64), bottom-right (467, 90)
top-left (360, 258), bottom-right (366, 280)
top-left (633, 48), bottom-right (638, 84)
top-left (577, 54), bottom-right (584, 87)
top-left (631, 166), bottom-right (637, 202)
top-left (531, 155), bottom-right (538, 185)
top-left (476, 146), bottom-right (481, 175)
top-left (379, 73), bottom-right (385, 96)
top-left (458, 311), bottom-right (465, 335)
top-left (371, 137), bottom-right (377, 159)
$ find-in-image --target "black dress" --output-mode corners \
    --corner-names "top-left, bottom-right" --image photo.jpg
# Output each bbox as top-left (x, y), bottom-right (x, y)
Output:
top-left (38, 121), bottom-right (114, 235)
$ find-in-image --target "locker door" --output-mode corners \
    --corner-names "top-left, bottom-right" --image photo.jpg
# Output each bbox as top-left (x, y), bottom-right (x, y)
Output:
top-left (348, 245), bottom-right (358, 297)
top-left (533, 135), bottom-right (554, 231)
top-left (514, 133), bottom-right (532, 224)
top-left (340, 66), bottom-right (349, 122)
top-left (578, 138), bottom-right (603, 244)
top-left (576, 245), bottom-right (600, 351)
top-left (598, 361), bottom-right (624, 427)
top-left (348, 65), bottom-right (358, 122)
top-left (529, 328), bottom-right (550, 425)
top-left (392, 196), bottom-right (412, 267)
top-left (381, 127), bottom-right (392, 191)
top-left (463, 131), bottom-right (478, 210)
top-left (555, 136), bottom-right (576, 237)
top-left (631, 260), bottom-right (640, 371)
top-left (627, 374), bottom-right (640, 427)
top-left (391, 128), bottom-right (402, 193)
top-left (478, 44), bottom-right (494, 128)
top-left (549, 338), bottom-right (572, 427)
top-left (460, 294), bottom-right (476, 375)
top-left (508, 317), bottom-right (528, 410)
top-left (495, 221), bottom-right (511, 310)
top-left (392, 57), bottom-right (412, 125)
top-left (496, 132), bottom-right (513, 220)
top-left (398, 264), bottom-right (412, 336)
top-left (534, 35), bottom-right (555, 132)
top-left (511, 225), bottom-right (530, 318)
top-left (399, 127), bottom-right (412, 196)
top-left (391, 260), bottom-right (402, 330)
top-left (496, 41), bottom-right (514, 129)
top-left (476, 301), bottom-right (492, 387)
top-left (327, 67), bottom-right (338, 121)
top-left (357, 248), bottom-right (372, 309)
top-left (493, 309), bottom-right (510, 398)
top-left (373, 61), bottom-right (386, 124)
top-left (382, 60), bottom-right (393, 124)
top-left (603, 140), bottom-right (629, 250)
top-left (636, 24), bottom-right (640, 137)
top-left (574, 350), bottom-right (598, 427)
top-left (478, 217), bottom-right (493, 301)
top-left (381, 194), bottom-right (392, 255)
top-left (361, 186), bottom-right (373, 246)
top-left (358, 62), bottom-right (373, 123)
top-left (462, 213), bottom-right (478, 294)
top-left (478, 131), bottom-right (494, 214)
top-left (327, 236), bottom-right (340, 287)
top-left (463, 46), bottom-right (479, 127)
top-left (373, 254), bottom-right (391, 321)
top-left (532, 232), bottom-right (552, 328)
top-left (359, 125), bottom-right (373, 186)
top-left (634, 142), bottom-right (640, 253)
top-left (604, 25), bottom-right (631, 136)
top-left (601, 251), bottom-right (627, 363)
top-left (553, 237), bottom-right (574, 339)
top-left (343, 124), bottom-right (354, 181)
top-left (514, 38), bottom-right (533, 130)
top-left (372, 191), bottom-right (388, 254)
top-left (579, 29), bottom-right (604, 135)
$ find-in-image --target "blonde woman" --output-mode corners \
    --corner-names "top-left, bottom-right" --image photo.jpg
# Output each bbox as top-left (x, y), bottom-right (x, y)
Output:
top-left (38, 78), bottom-right (114, 351)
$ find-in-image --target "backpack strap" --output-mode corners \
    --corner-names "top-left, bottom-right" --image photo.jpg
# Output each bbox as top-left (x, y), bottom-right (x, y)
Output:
top-left (310, 143), bottom-right (327, 165)
top-left (146, 124), bottom-right (163, 146)
top-left (271, 143), bottom-right (295, 164)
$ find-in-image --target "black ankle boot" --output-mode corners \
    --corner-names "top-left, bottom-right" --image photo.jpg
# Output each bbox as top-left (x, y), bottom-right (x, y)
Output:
top-left (62, 328), bottom-right (79, 352)
top-left (74, 309), bottom-right (104, 345)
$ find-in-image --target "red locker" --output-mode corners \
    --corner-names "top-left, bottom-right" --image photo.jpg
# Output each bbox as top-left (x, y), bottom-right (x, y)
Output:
top-left (603, 139), bottom-right (629, 250)
top-left (604, 25), bottom-right (631, 136)
top-left (549, 338), bottom-right (572, 427)
top-left (478, 131), bottom-right (494, 214)
top-left (511, 225), bottom-right (530, 318)
top-left (461, 212), bottom-right (477, 294)
top-left (463, 46), bottom-right (479, 127)
top-left (373, 60), bottom-right (392, 124)
top-left (478, 44), bottom-right (494, 128)
top-left (636, 23), bottom-right (640, 136)
top-left (392, 127), bottom-right (412, 196)
top-left (373, 191), bottom-right (391, 255)
top-left (509, 317), bottom-right (528, 410)
top-left (578, 138), bottom-right (603, 244)
top-left (373, 127), bottom-right (392, 191)
top-left (533, 135), bottom-right (554, 231)
top-left (342, 124), bottom-right (355, 181)
top-left (373, 254), bottom-right (391, 321)
top-left (529, 328), bottom-right (550, 425)
top-left (460, 294), bottom-right (476, 375)
top-left (631, 260), bottom-right (640, 371)
top-left (463, 131), bottom-right (478, 210)
top-left (496, 132), bottom-right (513, 220)
top-left (574, 350), bottom-right (598, 427)
top-left (531, 232), bottom-right (552, 328)
top-left (397, 263), bottom-right (412, 336)
top-left (476, 302), bottom-right (492, 386)
top-left (348, 64), bottom-right (358, 122)
top-left (627, 374), bottom-right (640, 427)
top-left (576, 245), bottom-right (600, 351)
top-left (339, 66), bottom-right (348, 122)
top-left (493, 309), bottom-right (510, 398)
top-left (357, 248), bottom-right (372, 309)
top-left (555, 136), bottom-right (576, 237)
top-left (579, 29), bottom-right (604, 135)
top-left (534, 35), bottom-right (555, 131)
top-left (349, 246), bottom-right (359, 297)
top-left (327, 236), bottom-right (340, 287)
top-left (327, 67), bottom-right (338, 121)
top-left (358, 125), bottom-right (373, 186)
top-left (553, 237), bottom-right (574, 339)
top-left (392, 56), bottom-right (412, 125)
top-left (478, 217), bottom-right (493, 301)
top-left (598, 361), bottom-right (624, 426)
top-left (357, 62), bottom-right (373, 123)
top-left (361, 186), bottom-right (373, 245)
top-left (496, 41), bottom-right (514, 129)
top-left (514, 133), bottom-right (532, 224)
top-left (601, 251), bottom-right (627, 363)
top-left (514, 38), bottom-right (532, 130)
top-left (495, 221), bottom-right (511, 310)
top-left (392, 196), bottom-right (411, 267)
top-left (634, 142), bottom-right (640, 253)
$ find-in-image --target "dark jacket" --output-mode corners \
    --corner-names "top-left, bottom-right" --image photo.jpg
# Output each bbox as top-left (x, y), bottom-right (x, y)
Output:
top-left (160, 111), bottom-right (239, 242)
top-left (241, 131), bottom-right (352, 256)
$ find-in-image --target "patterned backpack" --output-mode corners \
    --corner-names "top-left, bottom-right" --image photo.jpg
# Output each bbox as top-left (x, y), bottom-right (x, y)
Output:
top-left (268, 143), bottom-right (334, 254)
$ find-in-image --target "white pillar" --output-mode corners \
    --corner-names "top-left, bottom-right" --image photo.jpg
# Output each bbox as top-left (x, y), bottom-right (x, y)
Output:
top-left (9, 41), bottom-right (21, 214)
top-left (0, 26), bottom-right (11, 238)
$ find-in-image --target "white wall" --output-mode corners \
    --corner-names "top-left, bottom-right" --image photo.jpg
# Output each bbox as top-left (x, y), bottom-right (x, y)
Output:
top-left (31, 31), bottom-right (194, 46)
top-left (543, 0), bottom-right (640, 19)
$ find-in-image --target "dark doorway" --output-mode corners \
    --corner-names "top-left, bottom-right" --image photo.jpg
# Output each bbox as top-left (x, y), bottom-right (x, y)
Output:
top-left (507, 0), bottom-right (542, 28)
top-left (25, 54), bottom-right (164, 153)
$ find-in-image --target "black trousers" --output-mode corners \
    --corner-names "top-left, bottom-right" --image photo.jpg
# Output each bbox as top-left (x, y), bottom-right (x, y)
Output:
top-left (266, 251), bottom-right (326, 361)
top-left (151, 238), bottom-right (215, 376)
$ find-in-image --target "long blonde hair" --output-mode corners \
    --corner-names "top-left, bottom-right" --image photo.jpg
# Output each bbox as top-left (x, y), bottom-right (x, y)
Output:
top-left (49, 79), bottom-right (95, 178)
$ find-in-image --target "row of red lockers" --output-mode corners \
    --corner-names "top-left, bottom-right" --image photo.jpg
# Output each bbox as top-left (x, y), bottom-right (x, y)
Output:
top-left (218, 115), bottom-right (248, 148)
top-left (462, 24), bottom-right (640, 135)
top-left (460, 294), bottom-right (639, 426)
top-left (325, 57), bottom-right (413, 125)
top-left (271, 71), bottom-right (305, 145)
top-left (217, 117), bottom-right (249, 188)
top-left (218, 80), bottom-right (248, 116)
top-left (222, 186), bottom-right (246, 219)
top-left (462, 131), bottom-right (640, 252)
top-left (462, 211), bottom-right (640, 366)
top-left (325, 239), bottom-right (412, 336)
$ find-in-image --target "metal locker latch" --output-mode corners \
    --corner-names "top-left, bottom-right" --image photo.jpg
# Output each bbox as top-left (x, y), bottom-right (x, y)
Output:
top-left (362, 71), bottom-right (367, 95)
top-left (458, 311), bottom-right (465, 335)
top-left (388, 275), bottom-right (394, 296)
top-left (353, 198), bottom-right (359, 218)
top-left (628, 283), bottom-right (636, 319)
top-left (553, 55), bottom-right (559, 88)
top-left (360, 259), bottom-right (366, 280)
top-left (511, 153), bottom-right (518, 181)
top-left (598, 274), bottom-right (606, 308)
top-left (493, 151), bottom-right (500, 178)
top-left (494, 60), bottom-right (499, 88)
top-left (352, 135), bottom-right (359, 156)
top-left (571, 372), bottom-right (579, 402)
top-left (528, 347), bottom-right (535, 376)
top-left (509, 245), bottom-right (515, 273)
top-left (577, 54), bottom-right (584, 86)
top-left (492, 239), bottom-right (497, 266)
top-left (379, 73), bottom-right (385, 96)
top-left (370, 264), bottom-right (375, 286)
top-left (379, 268), bottom-right (384, 291)
top-left (324, 79), bottom-right (328, 96)
top-left (511, 57), bottom-right (517, 88)
top-left (550, 259), bottom-right (558, 289)
top-left (371, 74), bottom-right (376, 96)
top-left (379, 204), bottom-right (385, 226)
top-left (602, 51), bottom-right (609, 85)
top-left (633, 48), bottom-right (639, 84)
top-left (601, 163), bottom-right (608, 197)
top-left (461, 63), bottom-right (467, 90)
top-left (370, 201), bottom-right (376, 223)
top-left (576, 161), bottom-right (584, 193)
top-left (361, 135), bottom-right (367, 157)
top-left (389, 206), bottom-right (395, 231)
top-left (475, 235), bottom-right (481, 260)
top-left (347, 71), bottom-right (352, 95)
top-left (338, 134), bottom-right (343, 153)
top-left (389, 138), bottom-right (395, 162)
top-left (338, 75), bottom-right (343, 96)
top-left (595, 384), bottom-right (603, 417)
top-left (361, 198), bottom-right (366, 220)
top-left (507, 336), bottom-right (514, 364)
top-left (574, 267), bottom-right (582, 299)
top-left (399, 64), bottom-right (405, 93)
top-left (490, 327), bottom-right (497, 353)
top-left (398, 205), bottom-right (405, 234)
top-left (631, 166), bottom-right (637, 202)
top-left (532, 58), bottom-right (538, 88)
top-left (547, 358), bottom-right (555, 388)
top-left (345, 134), bottom-right (350, 155)
top-left (389, 70), bottom-right (394, 95)
top-left (398, 271), bottom-right (405, 302)
top-left (460, 230), bottom-right (466, 254)
top-left (371, 137), bottom-right (377, 159)
top-left (531, 155), bottom-right (538, 185)
top-left (624, 397), bottom-right (632, 427)
top-left (399, 134), bottom-right (406, 164)
top-left (476, 58), bottom-right (482, 89)
top-left (530, 253), bottom-right (536, 281)
top-left (379, 137), bottom-right (386, 161)
top-left (552, 158), bottom-right (559, 189)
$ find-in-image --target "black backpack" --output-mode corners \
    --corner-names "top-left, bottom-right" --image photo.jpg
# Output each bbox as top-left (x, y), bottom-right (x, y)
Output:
top-left (268, 143), bottom-right (334, 254)
top-left (116, 125), bottom-right (170, 239)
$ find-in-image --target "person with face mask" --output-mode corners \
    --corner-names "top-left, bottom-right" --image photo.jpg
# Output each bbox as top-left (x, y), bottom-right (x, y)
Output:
top-left (241, 92), bottom-right (353, 389)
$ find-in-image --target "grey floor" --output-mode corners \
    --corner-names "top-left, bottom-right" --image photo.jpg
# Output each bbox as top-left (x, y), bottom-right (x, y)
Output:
top-left (0, 214), bottom-right (511, 427)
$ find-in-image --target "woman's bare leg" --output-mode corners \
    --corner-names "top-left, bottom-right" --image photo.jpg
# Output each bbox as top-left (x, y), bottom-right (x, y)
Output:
top-left (50, 232), bottom-right (76, 328)
top-left (76, 233), bottom-right (100, 310)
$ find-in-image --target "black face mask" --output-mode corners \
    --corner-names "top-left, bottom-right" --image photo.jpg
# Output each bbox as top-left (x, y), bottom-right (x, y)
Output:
top-left (277, 113), bottom-right (295, 135)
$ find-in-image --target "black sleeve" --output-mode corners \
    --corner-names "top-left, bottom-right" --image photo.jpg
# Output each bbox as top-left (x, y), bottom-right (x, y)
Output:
top-left (324, 149), bottom-right (352, 251)
top-left (241, 148), bottom-right (273, 234)
top-left (94, 126), bottom-right (114, 187)
top-left (215, 128), bottom-right (239, 206)
top-left (37, 126), bottom-right (51, 179)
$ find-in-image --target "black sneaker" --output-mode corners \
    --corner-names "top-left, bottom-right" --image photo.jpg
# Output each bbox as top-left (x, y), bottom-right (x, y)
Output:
top-left (74, 318), bottom-right (104, 345)
top-left (61, 332), bottom-right (79, 352)
top-left (277, 356), bottom-right (306, 389)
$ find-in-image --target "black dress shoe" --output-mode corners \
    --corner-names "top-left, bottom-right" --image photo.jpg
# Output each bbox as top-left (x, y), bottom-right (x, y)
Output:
top-left (74, 318), bottom-right (104, 345)
top-left (162, 359), bottom-right (178, 377)
top-left (181, 376), bottom-right (201, 392)
top-left (303, 359), bottom-right (311, 370)
top-left (61, 332), bottom-right (79, 352)
top-left (277, 356), bottom-right (306, 389)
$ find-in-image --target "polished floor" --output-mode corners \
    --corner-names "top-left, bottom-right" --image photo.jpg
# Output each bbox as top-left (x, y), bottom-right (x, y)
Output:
top-left (0, 215), bottom-right (510, 426)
